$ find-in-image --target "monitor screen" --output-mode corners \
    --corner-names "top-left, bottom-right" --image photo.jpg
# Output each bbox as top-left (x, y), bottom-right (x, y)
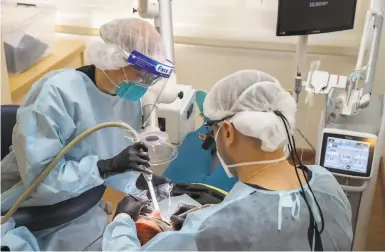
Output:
top-left (324, 137), bottom-right (370, 174)
top-left (320, 133), bottom-right (375, 177)
top-left (277, 0), bottom-right (357, 36)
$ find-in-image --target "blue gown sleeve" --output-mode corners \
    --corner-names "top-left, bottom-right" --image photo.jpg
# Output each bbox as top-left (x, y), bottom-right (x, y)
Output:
top-left (12, 75), bottom-right (103, 203)
top-left (102, 214), bottom-right (141, 251)
top-left (103, 214), bottom-right (199, 251)
top-left (1, 219), bottom-right (40, 251)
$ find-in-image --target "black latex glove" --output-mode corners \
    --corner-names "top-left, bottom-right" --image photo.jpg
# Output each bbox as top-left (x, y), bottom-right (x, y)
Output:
top-left (97, 142), bottom-right (151, 178)
top-left (114, 195), bottom-right (144, 221)
top-left (140, 206), bottom-right (153, 216)
top-left (136, 173), bottom-right (172, 191)
top-left (170, 204), bottom-right (196, 231)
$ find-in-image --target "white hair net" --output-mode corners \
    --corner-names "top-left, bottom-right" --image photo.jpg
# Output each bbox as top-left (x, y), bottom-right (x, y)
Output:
top-left (203, 70), bottom-right (297, 152)
top-left (86, 18), bottom-right (167, 70)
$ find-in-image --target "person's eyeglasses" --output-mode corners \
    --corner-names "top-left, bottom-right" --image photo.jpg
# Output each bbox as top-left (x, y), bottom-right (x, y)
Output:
top-left (201, 115), bottom-right (234, 150)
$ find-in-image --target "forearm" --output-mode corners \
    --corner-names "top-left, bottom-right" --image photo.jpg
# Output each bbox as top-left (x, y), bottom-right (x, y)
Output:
top-left (18, 155), bottom-right (104, 202)
top-left (102, 214), bottom-right (142, 251)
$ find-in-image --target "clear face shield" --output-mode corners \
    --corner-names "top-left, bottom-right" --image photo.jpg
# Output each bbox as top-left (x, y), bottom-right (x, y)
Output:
top-left (113, 50), bottom-right (174, 101)
top-left (131, 66), bottom-right (161, 87)
top-left (126, 50), bottom-right (174, 86)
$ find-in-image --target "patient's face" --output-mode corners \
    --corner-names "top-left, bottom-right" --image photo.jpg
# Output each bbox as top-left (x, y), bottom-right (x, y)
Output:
top-left (136, 211), bottom-right (163, 232)
top-left (135, 211), bottom-right (174, 245)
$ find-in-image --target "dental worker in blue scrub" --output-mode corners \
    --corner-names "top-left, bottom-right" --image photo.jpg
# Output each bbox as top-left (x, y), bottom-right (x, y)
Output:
top-left (1, 18), bottom-right (174, 251)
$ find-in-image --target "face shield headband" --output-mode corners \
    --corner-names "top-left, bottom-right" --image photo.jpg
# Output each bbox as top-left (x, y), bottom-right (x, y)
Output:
top-left (126, 50), bottom-right (174, 87)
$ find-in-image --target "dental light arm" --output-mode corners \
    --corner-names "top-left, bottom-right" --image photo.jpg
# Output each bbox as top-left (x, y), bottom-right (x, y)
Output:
top-left (142, 90), bottom-right (160, 133)
top-left (158, 0), bottom-right (174, 62)
top-left (358, 10), bottom-right (383, 99)
top-left (142, 74), bottom-right (182, 133)
top-left (136, 0), bottom-right (183, 132)
top-left (1, 122), bottom-right (156, 225)
top-left (136, 0), bottom-right (175, 62)
top-left (343, 9), bottom-right (383, 114)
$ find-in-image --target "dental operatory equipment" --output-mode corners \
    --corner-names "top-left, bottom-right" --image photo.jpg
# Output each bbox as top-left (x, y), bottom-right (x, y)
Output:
top-left (311, 12), bottom-right (384, 245)
top-left (140, 131), bottom-right (178, 175)
top-left (135, 0), bottom-right (174, 62)
top-left (315, 88), bottom-right (385, 251)
top-left (1, 122), bottom-right (154, 225)
top-left (297, 6), bottom-right (384, 251)
top-left (292, 36), bottom-right (308, 104)
top-left (304, 9), bottom-right (383, 116)
top-left (276, 0), bottom-right (385, 249)
top-left (133, 0), bottom-right (196, 150)
top-left (277, 0), bottom-right (357, 103)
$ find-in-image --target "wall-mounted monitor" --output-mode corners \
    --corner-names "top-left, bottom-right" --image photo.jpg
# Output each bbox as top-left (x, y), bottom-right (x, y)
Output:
top-left (276, 0), bottom-right (357, 36)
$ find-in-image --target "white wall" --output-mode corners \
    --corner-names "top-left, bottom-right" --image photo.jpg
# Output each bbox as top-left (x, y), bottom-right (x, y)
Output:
top-left (173, 43), bottom-right (358, 149)
top-left (59, 30), bottom-right (385, 150)
top-left (173, 35), bottom-right (385, 151)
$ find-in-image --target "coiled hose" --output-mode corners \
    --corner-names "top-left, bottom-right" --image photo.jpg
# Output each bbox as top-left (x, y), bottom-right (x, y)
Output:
top-left (1, 122), bottom-right (141, 225)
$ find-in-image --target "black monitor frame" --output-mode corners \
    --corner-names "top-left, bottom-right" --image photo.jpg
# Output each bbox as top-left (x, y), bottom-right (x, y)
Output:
top-left (319, 133), bottom-right (375, 178)
top-left (276, 0), bottom-right (358, 36)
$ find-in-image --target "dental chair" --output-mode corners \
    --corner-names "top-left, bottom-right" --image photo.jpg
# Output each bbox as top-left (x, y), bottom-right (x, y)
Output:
top-left (1, 105), bottom-right (19, 160)
top-left (163, 91), bottom-right (238, 192)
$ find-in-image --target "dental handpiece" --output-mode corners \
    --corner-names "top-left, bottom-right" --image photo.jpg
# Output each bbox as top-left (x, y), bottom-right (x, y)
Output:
top-left (144, 174), bottom-right (160, 212)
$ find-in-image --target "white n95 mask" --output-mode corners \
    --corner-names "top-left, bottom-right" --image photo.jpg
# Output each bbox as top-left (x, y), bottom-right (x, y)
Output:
top-left (214, 124), bottom-right (236, 177)
top-left (216, 151), bottom-right (236, 178)
top-left (214, 124), bottom-right (287, 178)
